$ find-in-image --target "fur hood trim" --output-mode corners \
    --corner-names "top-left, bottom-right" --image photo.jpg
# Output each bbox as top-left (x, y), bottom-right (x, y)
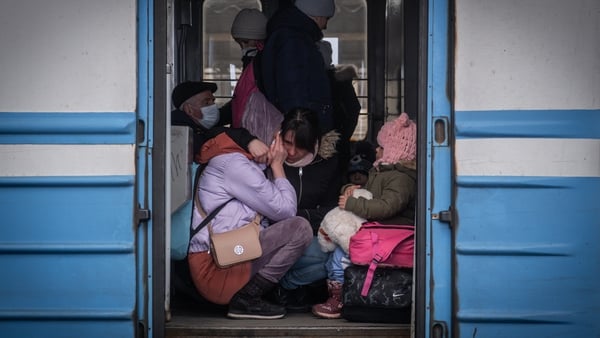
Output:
top-left (398, 160), bottom-right (417, 170)
top-left (318, 130), bottom-right (340, 160)
top-left (333, 64), bottom-right (359, 82)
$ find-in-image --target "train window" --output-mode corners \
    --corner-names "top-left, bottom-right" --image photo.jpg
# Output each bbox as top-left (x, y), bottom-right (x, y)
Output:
top-left (202, 0), bottom-right (262, 107)
top-left (325, 0), bottom-right (367, 140)
top-left (385, 0), bottom-right (404, 120)
top-left (201, 0), bottom-right (368, 138)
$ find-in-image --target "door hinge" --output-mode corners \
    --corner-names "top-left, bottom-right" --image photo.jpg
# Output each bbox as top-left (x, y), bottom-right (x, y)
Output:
top-left (432, 208), bottom-right (452, 227)
top-left (136, 208), bottom-right (151, 224)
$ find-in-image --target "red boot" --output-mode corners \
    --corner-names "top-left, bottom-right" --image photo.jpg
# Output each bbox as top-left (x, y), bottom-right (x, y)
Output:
top-left (311, 280), bottom-right (343, 319)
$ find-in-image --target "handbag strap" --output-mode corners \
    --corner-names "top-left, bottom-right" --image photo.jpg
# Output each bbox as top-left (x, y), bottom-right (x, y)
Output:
top-left (190, 197), bottom-right (234, 239)
top-left (187, 162), bottom-right (234, 241)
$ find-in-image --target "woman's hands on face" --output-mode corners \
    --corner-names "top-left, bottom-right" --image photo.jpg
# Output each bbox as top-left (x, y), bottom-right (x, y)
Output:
top-left (269, 132), bottom-right (287, 178)
top-left (269, 132), bottom-right (287, 166)
top-left (248, 139), bottom-right (269, 164)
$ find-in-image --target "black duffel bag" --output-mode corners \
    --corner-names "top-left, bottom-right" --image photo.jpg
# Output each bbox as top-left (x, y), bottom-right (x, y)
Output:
top-left (341, 265), bottom-right (412, 323)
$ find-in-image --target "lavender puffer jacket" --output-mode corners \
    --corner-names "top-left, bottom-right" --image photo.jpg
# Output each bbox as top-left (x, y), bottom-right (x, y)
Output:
top-left (189, 152), bottom-right (297, 253)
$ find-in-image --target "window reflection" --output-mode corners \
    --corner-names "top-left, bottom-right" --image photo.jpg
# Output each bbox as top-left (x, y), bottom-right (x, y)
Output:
top-left (202, 0), bottom-right (262, 106)
top-left (326, 0), bottom-right (367, 140)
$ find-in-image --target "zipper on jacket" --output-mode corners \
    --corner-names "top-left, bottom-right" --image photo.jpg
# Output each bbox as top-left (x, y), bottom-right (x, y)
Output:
top-left (298, 167), bottom-right (303, 205)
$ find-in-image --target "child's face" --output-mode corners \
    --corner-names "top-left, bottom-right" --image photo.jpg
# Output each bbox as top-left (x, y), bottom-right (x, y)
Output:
top-left (349, 172), bottom-right (368, 186)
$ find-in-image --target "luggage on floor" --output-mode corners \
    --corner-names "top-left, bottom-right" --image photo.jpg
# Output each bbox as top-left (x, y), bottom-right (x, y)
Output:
top-left (341, 264), bottom-right (412, 323)
top-left (348, 222), bottom-right (414, 296)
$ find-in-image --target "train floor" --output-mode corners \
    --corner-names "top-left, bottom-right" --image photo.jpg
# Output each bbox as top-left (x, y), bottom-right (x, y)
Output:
top-left (165, 296), bottom-right (411, 338)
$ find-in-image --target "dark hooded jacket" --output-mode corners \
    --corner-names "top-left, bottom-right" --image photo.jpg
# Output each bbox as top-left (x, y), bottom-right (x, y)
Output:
top-left (260, 6), bottom-right (334, 133)
top-left (327, 64), bottom-right (361, 177)
top-left (284, 131), bottom-right (341, 234)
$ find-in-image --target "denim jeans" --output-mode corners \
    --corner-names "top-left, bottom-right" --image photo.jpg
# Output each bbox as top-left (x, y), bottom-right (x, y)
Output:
top-left (325, 246), bottom-right (351, 283)
top-left (279, 237), bottom-right (329, 289)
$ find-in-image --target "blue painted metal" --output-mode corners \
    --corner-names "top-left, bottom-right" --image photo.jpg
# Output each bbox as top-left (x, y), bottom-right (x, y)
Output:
top-left (426, 0), bottom-right (453, 336)
top-left (0, 176), bottom-right (137, 337)
top-left (455, 110), bottom-right (600, 139)
top-left (453, 110), bottom-right (600, 337)
top-left (0, 0), bottom-right (151, 336)
top-left (136, 0), bottom-right (153, 334)
top-left (0, 113), bottom-right (136, 144)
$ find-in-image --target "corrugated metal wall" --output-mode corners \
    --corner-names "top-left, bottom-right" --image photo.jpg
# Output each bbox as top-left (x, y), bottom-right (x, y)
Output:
top-left (450, 0), bottom-right (600, 337)
top-left (0, 0), bottom-right (142, 337)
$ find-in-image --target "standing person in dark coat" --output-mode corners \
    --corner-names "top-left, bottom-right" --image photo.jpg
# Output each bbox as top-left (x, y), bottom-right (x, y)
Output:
top-left (317, 39), bottom-right (362, 179)
top-left (260, 0), bottom-right (337, 134)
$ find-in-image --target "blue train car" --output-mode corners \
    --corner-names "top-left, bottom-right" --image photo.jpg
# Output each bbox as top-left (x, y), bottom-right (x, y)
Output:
top-left (0, 0), bottom-right (598, 337)
top-left (427, 1), bottom-right (600, 337)
top-left (0, 0), bottom-right (151, 337)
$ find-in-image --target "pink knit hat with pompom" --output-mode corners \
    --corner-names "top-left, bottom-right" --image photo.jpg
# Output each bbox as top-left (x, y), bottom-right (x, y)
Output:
top-left (374, 112), bottom-right (416, 166)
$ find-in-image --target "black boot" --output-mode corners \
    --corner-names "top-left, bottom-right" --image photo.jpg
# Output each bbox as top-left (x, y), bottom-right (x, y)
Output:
top-left (265, 285), bottom-right (311, 313)
top-left (228, 274), bottom-right (286, 319)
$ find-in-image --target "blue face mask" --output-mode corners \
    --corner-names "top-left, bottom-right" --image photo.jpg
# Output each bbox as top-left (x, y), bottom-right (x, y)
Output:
top-left (198, 104), bottom-right (220, 129)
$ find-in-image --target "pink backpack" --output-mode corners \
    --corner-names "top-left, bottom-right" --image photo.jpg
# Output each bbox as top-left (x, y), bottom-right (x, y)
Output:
top-left (349, 222), bottom-right (414, 296)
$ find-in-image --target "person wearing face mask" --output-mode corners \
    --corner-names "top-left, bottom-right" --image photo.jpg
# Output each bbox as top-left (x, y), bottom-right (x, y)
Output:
top-left (172, 81), bottom-right (219, 128)
top-left (222, 8), bottom-right (276, 133)
top-left (171, 81), bottom-right (269, 163)
top-left (170, 80), bottom-right (270, 269)
top-left (231, 8), bottom-right (266, 69)
top-left (187, 117), bottom-right (313, 320)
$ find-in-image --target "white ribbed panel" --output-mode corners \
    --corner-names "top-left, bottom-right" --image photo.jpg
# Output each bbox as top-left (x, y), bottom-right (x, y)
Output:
top-left (0, 144), bottom-right (135, 176)
top-left (0, 0), bottom-right (136, 112)
top-left (456, 138), bottom-right (600, 177)
top-left (455, 0), bottom-right (600, 111)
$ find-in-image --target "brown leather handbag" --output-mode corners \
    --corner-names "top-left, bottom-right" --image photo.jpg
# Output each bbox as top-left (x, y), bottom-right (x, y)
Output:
top-left (191, 166), bottom-right (263, 269)
top-left (208, 213), bottom-right (262, 268)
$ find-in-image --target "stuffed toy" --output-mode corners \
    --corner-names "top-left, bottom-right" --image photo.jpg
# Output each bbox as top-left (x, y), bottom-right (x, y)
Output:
top-left (318, 188), bottom-right (373, 253)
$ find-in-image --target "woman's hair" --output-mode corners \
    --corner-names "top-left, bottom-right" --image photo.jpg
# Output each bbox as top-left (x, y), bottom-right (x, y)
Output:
top-left (280, 107), bottom-right (321, 152)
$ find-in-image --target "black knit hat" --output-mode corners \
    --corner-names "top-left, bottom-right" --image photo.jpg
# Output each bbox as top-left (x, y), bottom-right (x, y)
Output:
top-left (171, 81), bottom-right (217, 108)
top-left (347, 154), bottom-right (372, 176)
top-left (353, 140), bottom-right (376, 163)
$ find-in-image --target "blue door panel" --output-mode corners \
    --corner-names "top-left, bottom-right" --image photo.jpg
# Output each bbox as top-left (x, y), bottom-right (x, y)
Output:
top-left (0, 321), bottom-right (134, 338)
top-left (0, 0), bottom-right (149, 335)
top-left (0, 176), bottom-right (135, 243)
top-left (1, 253), bottom-right (135, 309)
top-left (453, 110), bottom-right (600, 337)
top-left (0, 175), bottom-right (137, 336)
top-left (0, 112), bottom-right (138, 336)
top-left (455, 176), bottom-right (600, 337)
